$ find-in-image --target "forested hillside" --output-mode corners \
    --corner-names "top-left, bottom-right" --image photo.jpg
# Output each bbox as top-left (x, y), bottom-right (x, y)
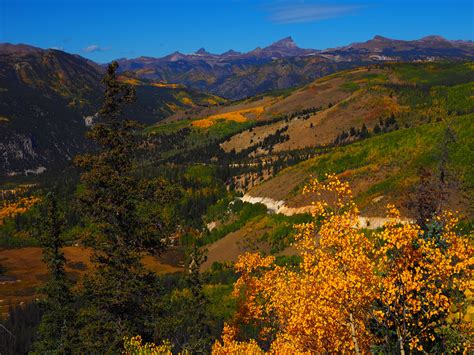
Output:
top-left (0, 44), bottom-right (224, 176)
top-left (0, 60), bottom-right (472, 354)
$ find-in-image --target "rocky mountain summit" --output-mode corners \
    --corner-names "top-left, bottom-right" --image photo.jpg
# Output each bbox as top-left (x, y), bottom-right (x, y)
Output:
top-left (115, 35), bottom-right (473, 99)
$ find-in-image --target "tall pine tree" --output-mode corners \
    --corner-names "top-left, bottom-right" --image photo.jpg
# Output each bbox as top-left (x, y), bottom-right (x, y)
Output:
top-left (33, 192), bottom-right (76, 353)
top-left (74, 61), bottom-right (175, 352)
top-left (182, 243), bottom-right (213, 352)
top-left (154, 242), bottom-right (215, 353)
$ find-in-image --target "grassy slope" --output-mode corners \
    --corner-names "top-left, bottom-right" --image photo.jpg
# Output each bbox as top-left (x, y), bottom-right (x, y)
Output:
top-left (201, 210), bottom-right (312, 271)
top-left (201, 111), bottom-right (473, 267)
top-left (142, 62), bottom-right (473, 215)
top-left (148, 62), bottom-right (473, 159)
top-left (239, 62), bottom-right (474, 215)
top-left (236, 63), bottom-right (473, 153)
top-left (118, 75), bottom-right (228, 125)
top-left (249, 113), bottom-right (473, 216)
top-left (144, 66), bottom-right (359, 156)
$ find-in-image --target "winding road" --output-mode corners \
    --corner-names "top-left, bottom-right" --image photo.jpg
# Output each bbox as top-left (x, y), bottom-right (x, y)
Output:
top-left (240, 194), bottom-right (413, 230)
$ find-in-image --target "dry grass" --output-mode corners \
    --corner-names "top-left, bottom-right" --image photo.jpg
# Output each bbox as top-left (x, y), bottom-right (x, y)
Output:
top-left (118, 76), bottom-right (183, 89)
top-left (0, 247), bottom-right (181, 313)
top-left (192, 106), bottom-right (265, 128)
top-left (118, 76), bottom-right (141, 85)
top-left (151, 82), bottom-right (182, 89)
top-left (220, 68), bottom-right (394, 153)
top-left (201, 220), bottom-right (273, 271)
top-left (274, 91), bottom-right (403, 152)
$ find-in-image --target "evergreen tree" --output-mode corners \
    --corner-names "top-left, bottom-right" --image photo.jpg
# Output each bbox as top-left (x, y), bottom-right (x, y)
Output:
top-left (181, 244), bottom-right (213, 352)
top-left (74, 61), bottom-right (173, 352)
top-left (33, 192), bottom-right (76, 353)
top-left (373, 123), bottom-right (381, 134)
top-left (153, 243), bottom-right (215, 353)
top-left (1, 302), bottom-right (42, 354)
top-left (360, 123), bottom-right (369, 138)
top-left (387, 114), bottom-right (397, 126)
top-left (406, 168), bottom-right (444, 231)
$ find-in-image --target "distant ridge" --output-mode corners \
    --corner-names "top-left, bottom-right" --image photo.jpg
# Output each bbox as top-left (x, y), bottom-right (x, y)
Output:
top-left (114, 34), bottom-right (472, 64)
top-left (112, 35), bottom-right (473, 99)
top-left (0, 43), bottom-right (224, 176)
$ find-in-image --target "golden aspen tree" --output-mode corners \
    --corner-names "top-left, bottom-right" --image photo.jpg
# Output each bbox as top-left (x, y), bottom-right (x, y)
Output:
top-left (123, 336), bottom-right (174, 355)
top-left (373, 207), bottom-right (473, 352)
top-left (0, 196), bottom-right (41, 225)
top-left (213, 174), bottom-right (473, 353)
top-left (213, 175), bottom-right (378, 353)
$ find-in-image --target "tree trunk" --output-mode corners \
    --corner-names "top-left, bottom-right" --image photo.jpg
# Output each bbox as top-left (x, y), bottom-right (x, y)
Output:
top-left (397, 327), bottom-right (405, 355)
top-left (349, 313), bottom-right (360, 355)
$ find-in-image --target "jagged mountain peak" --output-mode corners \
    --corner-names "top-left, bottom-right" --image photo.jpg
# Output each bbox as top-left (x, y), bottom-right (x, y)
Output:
top-left (372, 35), bottom-right (392, 41)
top-left (266, 36), bottom-right (298, 49)
top-left (164, 51), bottom-right (186, 61)
top-left (195, 47), bottom-right (210, 55)
top-left (221, 49), bottom-right (240, 56)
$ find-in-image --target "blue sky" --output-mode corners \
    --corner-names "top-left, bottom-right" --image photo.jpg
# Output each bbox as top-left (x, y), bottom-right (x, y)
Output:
top-left (1, 0), bottom-right (473, 63)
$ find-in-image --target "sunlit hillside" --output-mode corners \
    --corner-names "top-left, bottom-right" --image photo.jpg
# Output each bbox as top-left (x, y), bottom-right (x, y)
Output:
top-left (0, 6), bottom-right (472, 351)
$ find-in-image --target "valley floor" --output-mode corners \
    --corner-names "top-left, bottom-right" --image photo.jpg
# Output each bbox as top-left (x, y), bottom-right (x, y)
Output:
top-left (0, 247), bottom-right (181, 314)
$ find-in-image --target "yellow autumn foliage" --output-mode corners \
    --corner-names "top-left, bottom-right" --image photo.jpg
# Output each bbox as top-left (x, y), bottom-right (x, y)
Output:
top-left (213, 174), bottom-right (473, 353)
top-left (152, 82), bottom-right (182, 89)
top-left (192, 106), bottom-right (264, 128)
top-left (118, 76), bottom-right (182, 89)
top-left (123, 336), bottom-right (174, 355)
top-left (0, 195), bottom-right (41, 225)
top-left (179, 96), bottom-right (194, 106)
top-left (192, 118), bottom-right (215, 128)
top-left (374, 207), bottom-right (473, 352)
top-left (118, 76), bottom-right (141, 86)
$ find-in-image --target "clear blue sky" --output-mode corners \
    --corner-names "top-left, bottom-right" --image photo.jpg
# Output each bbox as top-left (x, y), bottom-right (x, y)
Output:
top-left (1, 0), bottom-right (473, 63)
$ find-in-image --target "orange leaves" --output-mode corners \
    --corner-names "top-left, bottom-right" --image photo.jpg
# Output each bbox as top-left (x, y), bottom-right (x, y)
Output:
top-left (192, 107), bottom-right (265, 128)
top-left (118, 75), bottom-right (183, 89)
top-left (215, 175), bottom-right (377, 353)
top-left (234, 252), bottom-right (275, 273)
top-left (303, 173), bottom-right (358, 219)
top-left (232, 253), bottom-right (276, 328)
top-left (213, 174), bottom-right (473, 353)
top-left (212, 324), bottom-right (265, 354)
top-left (151, 82), bottom-right (182, 89)
top-left (179, 96), bottom-right (194, 106)
top-left (0, 195), bottom-right (41, 225)
top-left (191, 118), bottom-right (215, 128)
top-left (123, 336), bottom-right (173, 354)
top-left (374, 205), bottom-right (473, 351)
top-left (117, 76), bottom-right (141, 86)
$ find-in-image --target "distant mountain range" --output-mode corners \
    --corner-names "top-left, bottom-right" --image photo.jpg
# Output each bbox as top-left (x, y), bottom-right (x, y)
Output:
top-left (119, 35), bottom-right (474, 68)
top-left (116, 35), bottom-right (474, 99)
top-left (0, 35), bottom-right (473, 176)
top-left (0, 44), bottom-right (222, 176)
